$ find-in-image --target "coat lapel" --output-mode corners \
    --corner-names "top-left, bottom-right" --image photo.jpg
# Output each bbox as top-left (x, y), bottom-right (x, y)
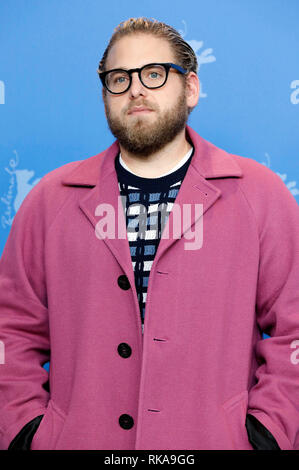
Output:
top-left (61, 126), bottom-right (243, 273)
top-left (155, 126), bottom-right (243, 259)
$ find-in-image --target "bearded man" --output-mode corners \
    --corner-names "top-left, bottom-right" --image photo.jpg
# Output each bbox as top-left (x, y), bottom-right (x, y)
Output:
top-left (1, 18), bottom-right (299, 451)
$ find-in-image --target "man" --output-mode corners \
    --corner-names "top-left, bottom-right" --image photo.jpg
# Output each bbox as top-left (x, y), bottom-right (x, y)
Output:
top-left (0, 17), bottom-right (299, 450)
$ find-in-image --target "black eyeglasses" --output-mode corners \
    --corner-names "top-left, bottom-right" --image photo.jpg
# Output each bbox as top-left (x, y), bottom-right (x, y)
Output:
top-left (98, 62), bottom-right (188, 94)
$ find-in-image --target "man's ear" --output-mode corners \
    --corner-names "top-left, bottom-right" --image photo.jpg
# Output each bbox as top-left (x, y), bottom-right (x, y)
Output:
top-left (186, 72), bottom-right (200, 109)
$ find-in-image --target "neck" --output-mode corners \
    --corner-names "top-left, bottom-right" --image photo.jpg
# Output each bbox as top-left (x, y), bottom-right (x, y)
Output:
top-left (119, 127), bottom-right (192, 178)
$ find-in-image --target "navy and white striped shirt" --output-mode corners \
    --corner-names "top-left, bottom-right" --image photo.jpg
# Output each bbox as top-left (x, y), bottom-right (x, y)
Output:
top-left (115, 147), bottom-right (194, 333)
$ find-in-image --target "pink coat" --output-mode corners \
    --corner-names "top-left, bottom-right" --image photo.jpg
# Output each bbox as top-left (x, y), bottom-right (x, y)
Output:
top-left (0, 126), bottom-right (299, 450)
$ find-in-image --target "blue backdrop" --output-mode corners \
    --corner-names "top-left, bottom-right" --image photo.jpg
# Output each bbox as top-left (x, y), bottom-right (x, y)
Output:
top-left (0, 1), bottom-right (298, 372)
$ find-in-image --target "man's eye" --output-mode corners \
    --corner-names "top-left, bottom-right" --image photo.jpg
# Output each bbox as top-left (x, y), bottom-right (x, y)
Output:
top-left (149, 72), bottom-right (160, 79)
top-left (114, 76), bottom-right (127, 83)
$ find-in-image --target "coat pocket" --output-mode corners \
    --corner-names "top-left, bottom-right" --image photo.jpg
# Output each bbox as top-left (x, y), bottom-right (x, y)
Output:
top-left (30, 399), bottom-right (67, 450)
top-left (221, 390), bottom-right (254, 450)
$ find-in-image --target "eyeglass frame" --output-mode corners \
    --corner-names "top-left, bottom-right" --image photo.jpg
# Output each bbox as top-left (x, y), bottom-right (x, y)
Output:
top-left (98, 62), bottom-right (188, 95)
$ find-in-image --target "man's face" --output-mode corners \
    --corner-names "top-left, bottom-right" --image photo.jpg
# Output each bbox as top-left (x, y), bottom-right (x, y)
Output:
top-left (102, 33), bottom-right (190, 157)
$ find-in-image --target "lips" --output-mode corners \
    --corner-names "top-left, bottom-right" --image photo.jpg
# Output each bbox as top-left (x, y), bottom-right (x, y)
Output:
top-left (127, 107), bottom-right (153, 115)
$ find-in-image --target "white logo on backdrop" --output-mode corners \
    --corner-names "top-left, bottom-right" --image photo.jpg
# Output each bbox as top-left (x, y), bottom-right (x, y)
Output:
top-left (261, 152), bottom-right (299, 197)
top-left (178, 20), bottom-right (216, 98)
top-left (290, 80), bottom-right (299, 105)
top-left (0, 81), bottom-right (5, 104)
top-left (1, 150), bottom-right (42, 229)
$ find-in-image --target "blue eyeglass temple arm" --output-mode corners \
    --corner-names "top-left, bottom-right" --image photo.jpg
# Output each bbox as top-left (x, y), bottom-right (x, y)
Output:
top-left (169, 63), bottom-right (188, 74)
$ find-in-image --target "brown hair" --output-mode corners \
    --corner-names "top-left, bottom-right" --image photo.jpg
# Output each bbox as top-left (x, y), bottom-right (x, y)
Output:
top-left (97, 17), bottom-right (198, 75)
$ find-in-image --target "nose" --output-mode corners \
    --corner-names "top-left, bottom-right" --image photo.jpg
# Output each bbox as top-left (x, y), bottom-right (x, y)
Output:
top-left (129, 71), bottom-right (147, 98)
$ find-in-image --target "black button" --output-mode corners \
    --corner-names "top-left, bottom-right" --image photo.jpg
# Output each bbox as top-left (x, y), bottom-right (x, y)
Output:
top-left (118, 343), bottom-right (132, 358)
top-left (117, 275), bottom-right (131, 290)
top-left (119, 414), bottom-right (134, 430)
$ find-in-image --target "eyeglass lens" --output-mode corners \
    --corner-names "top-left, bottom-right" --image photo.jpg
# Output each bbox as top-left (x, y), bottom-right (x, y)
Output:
top-left (105, 64), bottom-right (167, 93)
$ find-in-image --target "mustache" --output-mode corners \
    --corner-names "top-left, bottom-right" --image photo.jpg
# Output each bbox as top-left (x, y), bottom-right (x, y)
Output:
top-left (124, 100), bottom-right (159, 114)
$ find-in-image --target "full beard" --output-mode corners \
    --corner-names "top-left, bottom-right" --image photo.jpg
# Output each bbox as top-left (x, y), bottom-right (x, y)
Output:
top-left (104, 89), bottom-right (189, 157)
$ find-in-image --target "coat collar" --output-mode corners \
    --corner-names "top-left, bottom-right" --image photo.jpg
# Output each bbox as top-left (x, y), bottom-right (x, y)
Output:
top-left (60, 126), bottom-right (243, 288)
top-left (61, 125), bottom-right (243, 187)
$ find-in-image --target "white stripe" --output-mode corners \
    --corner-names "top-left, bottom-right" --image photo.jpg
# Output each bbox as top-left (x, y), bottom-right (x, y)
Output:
top-left (170, 181), bottom-right (181, 187)
top-left (148, 203), bottom-right (159, 214)
top-left (128, 205), bottom-right (140, 215)
top-left (145, 230), bottom-right (157, 240)
top-left (127, 231), bottom-right (138, 241)
top-left (143, 260), bottom-right (153, 271)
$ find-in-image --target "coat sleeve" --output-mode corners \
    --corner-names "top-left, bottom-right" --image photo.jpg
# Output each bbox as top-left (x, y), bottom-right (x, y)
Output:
top-left (245, 168), bottom-right (299, 450)
top-left (0, 181), bottom-right (50, 450)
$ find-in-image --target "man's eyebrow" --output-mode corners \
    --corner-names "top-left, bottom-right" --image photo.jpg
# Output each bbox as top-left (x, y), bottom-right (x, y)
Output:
top-left (107, 65), bottom-right (128, 70)
top-left (106, 63), bottom-right (161, 71)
